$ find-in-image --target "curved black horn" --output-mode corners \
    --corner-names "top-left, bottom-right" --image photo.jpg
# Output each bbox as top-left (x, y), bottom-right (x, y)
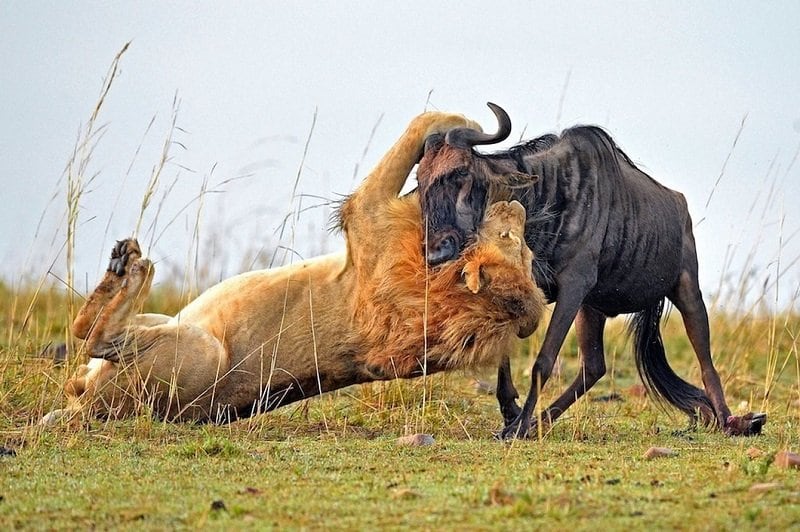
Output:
top-left (445, 102), bottom-right (511, 149)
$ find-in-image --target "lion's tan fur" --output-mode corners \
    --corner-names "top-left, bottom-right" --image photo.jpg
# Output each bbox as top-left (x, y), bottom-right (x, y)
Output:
top-left (42, 111), bottom-right (546, 425)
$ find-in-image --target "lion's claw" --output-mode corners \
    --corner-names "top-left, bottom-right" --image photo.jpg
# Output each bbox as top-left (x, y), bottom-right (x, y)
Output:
top-left (111, 239), bottom-right (127, 259)
top-left (107, 238), bottom-right (141, 277)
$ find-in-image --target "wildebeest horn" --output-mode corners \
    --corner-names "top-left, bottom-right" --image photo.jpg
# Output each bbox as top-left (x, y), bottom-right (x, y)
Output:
top-left (445, 102), bottom-right (511, 149)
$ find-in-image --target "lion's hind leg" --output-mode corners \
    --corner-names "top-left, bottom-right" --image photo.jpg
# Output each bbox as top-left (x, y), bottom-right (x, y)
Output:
top-left (73, 239), bottom-right (140, 338)
top-left (75, 239), bottom-right (155, 361)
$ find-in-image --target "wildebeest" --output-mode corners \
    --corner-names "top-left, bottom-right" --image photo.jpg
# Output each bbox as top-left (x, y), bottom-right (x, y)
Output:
top-left (418, 103), bottom-right (766, 438)
top-left (41, 110), bottom-right (546, 426)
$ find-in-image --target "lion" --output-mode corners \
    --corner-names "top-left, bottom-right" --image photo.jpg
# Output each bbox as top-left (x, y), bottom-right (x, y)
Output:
top-left (41, 110), bottom-right (546, 425)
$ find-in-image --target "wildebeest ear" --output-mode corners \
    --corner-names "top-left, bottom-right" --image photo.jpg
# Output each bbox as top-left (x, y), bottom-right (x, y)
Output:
top-left (493, 172), bottom-right (538, 188)
top-left (422, 134), bottom-right (445, 158)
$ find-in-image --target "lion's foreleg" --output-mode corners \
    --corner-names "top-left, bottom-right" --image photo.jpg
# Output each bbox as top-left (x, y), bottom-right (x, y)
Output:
top-left (349, 113), bottom-right (480, 207)
top-left (40, 358), bottom-right (120, 425)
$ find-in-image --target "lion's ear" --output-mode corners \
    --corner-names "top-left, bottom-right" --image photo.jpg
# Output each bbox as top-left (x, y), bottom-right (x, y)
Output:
top-left (462, 261), bottom-right (482, 294)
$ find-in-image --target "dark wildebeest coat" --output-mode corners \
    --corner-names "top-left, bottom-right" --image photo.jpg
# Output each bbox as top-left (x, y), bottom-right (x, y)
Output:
top-left (418, 103), bottom-right (765, 438)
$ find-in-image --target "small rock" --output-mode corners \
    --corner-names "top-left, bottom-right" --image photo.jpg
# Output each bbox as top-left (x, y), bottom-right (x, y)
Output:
top-left (749, 482), bottom-right (781, 493)
top-left (627, 384), bottom-right (647, 398)
top-left (396, 434), bottom-right (435, 446)
top-left (746, 447), bottom-right (765, 459)
top-left (0, 447), bottom-right (16, 458)
top-left (643, 447), bottom-right (676, 460)
top-left (488, 481), bottom-right (516, 506)
top-left (210, 500), bottom-right (227, 512)
top-left (774, 451), bottom-right (800, 469)
top-left (471, 379), bottom-right (495, 395)
top-left (391, 488), bottom-right (420, 500)
top-left (591, 392), bottom-right (623, 403)
top-left (39, 342), bottom-right (68, 365)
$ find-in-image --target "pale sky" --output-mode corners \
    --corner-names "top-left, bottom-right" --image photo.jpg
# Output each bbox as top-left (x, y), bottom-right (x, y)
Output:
top-left (1, 2), bottom-right (799, 309)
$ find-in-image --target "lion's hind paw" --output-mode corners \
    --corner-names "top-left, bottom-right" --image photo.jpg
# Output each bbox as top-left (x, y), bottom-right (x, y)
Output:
top-left (108, 238), bottom-right (142, 277)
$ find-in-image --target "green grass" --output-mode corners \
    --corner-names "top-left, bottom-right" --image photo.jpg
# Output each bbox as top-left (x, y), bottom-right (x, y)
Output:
top-left (3, 428), bottom-right (800, 530)
top-left (1, 285), bottom-right (799, 529)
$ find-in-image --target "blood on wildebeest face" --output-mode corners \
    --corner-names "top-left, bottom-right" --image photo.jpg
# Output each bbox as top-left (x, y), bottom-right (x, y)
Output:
top-left (417, 103), bottom-right (537, 265)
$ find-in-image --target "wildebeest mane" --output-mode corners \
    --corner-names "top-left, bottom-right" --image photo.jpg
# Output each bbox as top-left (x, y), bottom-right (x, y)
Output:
top-left (502, 125), bottom-right (650, 187)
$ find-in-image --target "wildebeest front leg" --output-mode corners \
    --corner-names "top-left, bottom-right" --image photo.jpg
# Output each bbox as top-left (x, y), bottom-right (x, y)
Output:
top-left (496, 355), bottom-right (521, 426)
top-left (500, 279), bottom-right (591, 439)
top-left (540, 305), bottom-right (607, 427)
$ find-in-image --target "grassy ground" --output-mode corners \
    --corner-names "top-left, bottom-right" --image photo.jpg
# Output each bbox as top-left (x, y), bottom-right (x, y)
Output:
top-left (1, 285), bottom-right (798, 530)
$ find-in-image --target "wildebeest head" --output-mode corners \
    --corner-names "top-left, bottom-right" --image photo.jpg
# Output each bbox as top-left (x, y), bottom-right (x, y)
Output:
top-left (418, 103), bottom-right (537, 265)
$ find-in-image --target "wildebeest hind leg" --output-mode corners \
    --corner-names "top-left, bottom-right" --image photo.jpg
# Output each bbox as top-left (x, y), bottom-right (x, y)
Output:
top-left (669, 270), bottom-right (726, 420)
top-left (541, 305), bottom-right (607, 428)
top-left (669, 270), bottom-right (765, 435)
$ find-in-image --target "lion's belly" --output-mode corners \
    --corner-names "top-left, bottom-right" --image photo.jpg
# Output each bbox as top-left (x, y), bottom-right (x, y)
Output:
top-left (171, 252), bottom-right (347, 332)
top-left (165, 252), bottom-right (357, 403)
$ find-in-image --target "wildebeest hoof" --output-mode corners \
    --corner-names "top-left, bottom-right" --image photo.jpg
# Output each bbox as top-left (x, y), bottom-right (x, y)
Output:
top-left (107, 238), bottom-right (141, 276)
top-left (499, 402), bottom-right (522, 427)
top-left (725, 412), bottom-right (767, 436)
top-left (496, 416), bottom-right (532, 440)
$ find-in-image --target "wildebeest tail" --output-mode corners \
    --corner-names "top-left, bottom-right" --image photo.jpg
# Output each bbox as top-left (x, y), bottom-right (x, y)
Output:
top-left (630, 298), bottom-right (713, 419)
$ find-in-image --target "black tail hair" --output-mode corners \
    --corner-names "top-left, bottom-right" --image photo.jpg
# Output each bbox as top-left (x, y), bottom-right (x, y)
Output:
top-left (630, 299), bottom-right (713, 421)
